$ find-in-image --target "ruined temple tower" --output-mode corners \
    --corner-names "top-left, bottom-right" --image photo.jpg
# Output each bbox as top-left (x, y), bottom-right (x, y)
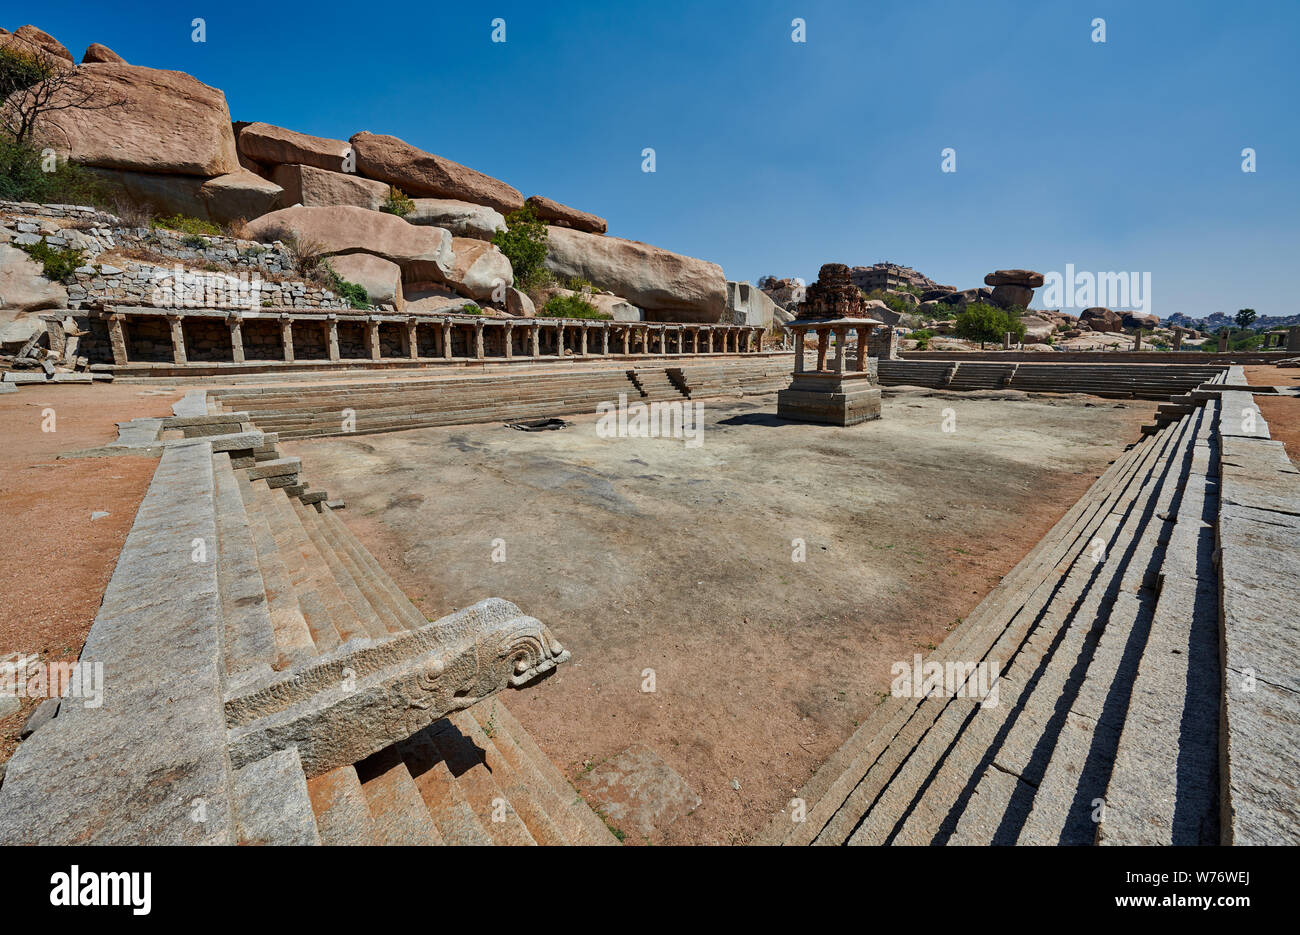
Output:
top-left (776, 263), bottom-right (884, 426)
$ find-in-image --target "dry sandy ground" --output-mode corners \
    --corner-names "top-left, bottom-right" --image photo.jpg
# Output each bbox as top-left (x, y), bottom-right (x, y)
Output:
top-left (283, 388), bottom-right (1155, 844)
top-left (1245, 364), bottom-right (1300, 469)
top-left (0, 384), bottom-right (181, 766)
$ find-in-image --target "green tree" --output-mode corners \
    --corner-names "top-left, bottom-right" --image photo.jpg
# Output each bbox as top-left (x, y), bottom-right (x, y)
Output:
top-left (954, 302), bottom-right (1025, 348)
top-left (1234, 308), bottom-right (1257, 331)
top-left (492, 204), bottom-right (550, 290)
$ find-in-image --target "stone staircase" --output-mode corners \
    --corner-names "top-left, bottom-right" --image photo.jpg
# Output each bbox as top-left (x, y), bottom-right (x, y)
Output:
top-left (877, 360), bottom-right (1228, 398)
top-left (756, 367), bottom-right (1300, 846)
top-left (207, 359), bottom-right (796, 440)
top-left (0, 400), bottom-right (615, 845)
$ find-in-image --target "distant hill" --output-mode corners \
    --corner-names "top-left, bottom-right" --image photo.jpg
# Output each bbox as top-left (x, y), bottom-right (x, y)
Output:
top-left (1165, 312), bottom-right (1300, 332)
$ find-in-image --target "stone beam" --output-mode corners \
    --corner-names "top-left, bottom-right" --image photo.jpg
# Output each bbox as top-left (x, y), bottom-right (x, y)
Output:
top-left (224, 598), bottom-right (570, 778)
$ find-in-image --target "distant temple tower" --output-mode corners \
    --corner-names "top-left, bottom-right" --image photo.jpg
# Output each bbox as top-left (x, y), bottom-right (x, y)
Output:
top-left (776, 263), bottom-right (884, 426)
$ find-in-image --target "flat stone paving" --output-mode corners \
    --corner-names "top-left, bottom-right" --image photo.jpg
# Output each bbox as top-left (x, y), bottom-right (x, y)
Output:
top-left (282, 387), bottom-right (1156, 844)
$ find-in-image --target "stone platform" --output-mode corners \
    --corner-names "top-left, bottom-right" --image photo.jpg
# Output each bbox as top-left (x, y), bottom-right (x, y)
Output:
top-left (777, 371), bottom-right (881, 426)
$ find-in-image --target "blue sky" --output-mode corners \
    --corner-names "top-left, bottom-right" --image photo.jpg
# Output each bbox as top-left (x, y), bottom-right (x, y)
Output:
top-left (19, 0), bottom-right (1300, 319)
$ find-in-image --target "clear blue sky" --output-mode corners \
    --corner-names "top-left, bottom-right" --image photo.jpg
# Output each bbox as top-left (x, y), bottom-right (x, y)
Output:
top-left (20, 0), bottom-right (1300, 320)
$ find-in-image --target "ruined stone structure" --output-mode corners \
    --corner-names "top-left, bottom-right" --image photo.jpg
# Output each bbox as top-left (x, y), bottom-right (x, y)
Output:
top-left (777, 264), bottom-right (884, 426)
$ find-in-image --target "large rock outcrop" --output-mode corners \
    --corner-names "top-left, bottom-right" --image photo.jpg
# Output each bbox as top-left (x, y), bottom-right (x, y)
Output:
top-left (1080, 307), bottom-right (1124, 333)
top-left (271, 163), bottom-right (388, 210)
top-left (245, 205), bottom-right (453, 283)
top-left (524, 195), bottom-right (607, 234)
top-left (238, 123), bottom-right (351, 174)
top-left (1, 244), bottom-right (67, 348)
top-left (543, 226), bottom-right (726, 322)
top-left (984, 269), bottom-right (1044, 310)
top-left (6, 25), bottom-right (73, 63)
top-left (405, 199), bottom-right (506, 240)
top-left (14, 63), bottom-right (239, 176)
top-left (81, 42), bottom-right (125, 64)
top-left (328, 253), bottom-right (403, 309)
top-left (726, 281), bottom-right (786, 329)
top-left (349, 131), bottom-right (524, 214)
top-left (87, 166), bottom-right (282, 223)
top-left (446, 237), bottom-right (512, 301)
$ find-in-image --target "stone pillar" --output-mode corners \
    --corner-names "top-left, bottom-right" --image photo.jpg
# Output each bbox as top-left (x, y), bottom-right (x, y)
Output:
top-left (108, 313), bottom-right (128, 366)
top-left (442, 321), bottom-right (453, 360)
top-left (1003, 331), bottom-right (1012, 350)
top-left (794, 329), bottom-right (805, 372)
top-left (1288, 326), bottom-right (1300, 352)
top-left (602, 325), bottom-right (609, 356)
top-left (168, 314), bottom-right (187, 365)
top-left (833, 327), bottom-right (848, 372)
top-left (621, 327), bottom-right (630, 356)
top-left (531, 323), bottom-right (540, 358)
top-left (816, 328), bottom-right (829, 370)
top-left (856, 326), bottom-right (868, 372)
top-left (693, 329), bottom-right (700, 354)
top-left (227, 315), bottom-right (243, 364)
top-left (1172, 330), bottom-right (1183, 351)
top-left (406, 319), bottom-right (418, 359)
top-left (580, 325), bottom-right (588, 357)
top-left (280, 315), bottom-right (294, 362)
top-left (367, 319), bottom-right (381, 360)
top-left (473, 322), bottom-right (485, 359)
top-left (1217, 330), bottom-right (1227, 353)
top-left (1133, 331), bottom-right (1142, 351)
top-left (327, 315), bottom-right (340, 362)
top-left (504, 322), bottom-right (514, 359)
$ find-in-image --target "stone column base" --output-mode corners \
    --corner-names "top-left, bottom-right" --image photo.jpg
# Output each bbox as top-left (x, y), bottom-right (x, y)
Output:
top-left (776, 372), bottom-right (881, 426)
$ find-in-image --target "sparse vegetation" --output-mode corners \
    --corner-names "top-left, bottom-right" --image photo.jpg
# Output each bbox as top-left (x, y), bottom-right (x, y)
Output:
top-left (380, 185), bottom-right (414, 218)
top-left (16, 240), bottom-right (85, 280)
top-left (954, 302), bottom-right (1025, 348)
top-left (492, 204), bottom-right (550, 291)
top-left (319, 259), bottom-right (369, 310)
top-left (0, 134), bottom-right (110, 204)
top-left (911, 328), bottom-right (934, 350)
top-left (460, 303), bottom-right (482, 315)
top-left (153, 214), bottom-right (222, 238)
top-left (539, 294), bottom-right (610, 319)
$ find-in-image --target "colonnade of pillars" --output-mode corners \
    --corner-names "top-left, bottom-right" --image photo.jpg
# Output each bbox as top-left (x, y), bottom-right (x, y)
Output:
top-left (101, 311), bottom-right (766, 367)
top-left (790, 324), bottom-right (876, 374)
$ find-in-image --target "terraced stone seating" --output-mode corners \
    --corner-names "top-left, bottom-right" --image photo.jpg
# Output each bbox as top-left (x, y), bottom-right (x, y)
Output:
top-left (757, 369), bottom-right (1300, 845)
top-left (0, 428), bottom-right (613, 845)
top-left (206, 358), bottom-right (800, 439)
top-left (878, 360), bottom-right (1228, 399)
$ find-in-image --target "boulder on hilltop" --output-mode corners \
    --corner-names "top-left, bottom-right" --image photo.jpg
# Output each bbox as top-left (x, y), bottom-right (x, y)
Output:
top-left (350, 131), bottom-right (524, 215)
top-left (245, 205), bottom-right (454, 283)
top-left (543, 226), bottom-right (726, 322)
top-left (237, 122), bottom-right (351, 174)
top-left (524, 195), bottom-right (607, 235)
top-left (8, 62), bottom-right (240, 176)
top-left (81, 42), bottom-right (125, 64)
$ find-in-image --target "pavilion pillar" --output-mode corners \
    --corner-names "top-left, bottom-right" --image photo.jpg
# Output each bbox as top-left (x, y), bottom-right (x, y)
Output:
top-left (280, 315), bottom-right (294, 362)
top-left (1172, 330), bottom-right (1183, 351)
top-left (367, 319), bottom-right (381, 360)
top-left (229, 315), bottom-right (245, 363)
top-left (601, 325), bottom-right (610, 355)
top-left (442, 321), bottom-right (453, 360)
top-left (816, 328), bottom-right (829, 370)
top-left (406, 319), bottom-right (418, 359)
top-left (856, 326), bottom-right (868, 371)
top-left (504, 322), bottom-right (514, 359)
top-left (327, 315), bottom-right (340, 362)
top-left (474, 322), bottom-right (485, 359)
top-left (794, 329), bottom-right (805, 372)
top-left (531, 323), bottom-right (540, 358)
top-left (621, 327), bottom-right (630, 355)
top-left (168, 314), bottom-right (187, 365)
top-left (580, 325), bottom-right (588, 357)
top-left (108, 313), bottom-right (128, 365)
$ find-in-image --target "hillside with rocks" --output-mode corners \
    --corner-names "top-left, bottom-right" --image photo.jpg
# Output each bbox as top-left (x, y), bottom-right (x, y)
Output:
top-left (0, 22), bottom-right (782, 355)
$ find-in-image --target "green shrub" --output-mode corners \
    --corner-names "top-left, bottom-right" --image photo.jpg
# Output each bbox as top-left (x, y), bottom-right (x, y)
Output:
top-left (154, 214), bottom-right (223, 238)
top-left (460, 303), bottom-right (482, 315)
top-left (911, 328), bottom-right (933, 350)
top-left (182, 234), bottom-right (211, 249)
top-left (539, 294), bottom-right (610, 320)
top-left (17, 240), bottom-right (86, 281)
top-left (954, 302), bottom-right (1025, 347)
top-left (0, 134), bottom-right (111, 205)
top-left (492, 205), bottom-right (549, 289)
top-left (380, 185), bottom-right (414, 218)
top-left (0, 47), bottom-right (47, 104)
top-left (319, 259), bottom-right (369, 310)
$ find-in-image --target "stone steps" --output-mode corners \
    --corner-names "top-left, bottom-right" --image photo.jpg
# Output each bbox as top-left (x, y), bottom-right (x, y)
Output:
top-left (755, 410), bottom-right (1185, 845)
top-left (835, 417), bottom-right (1191, 846)
top-left (756, 382), bottom-right (1258, 846)
top-left (877, 361), bottom-right (1228, 399)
